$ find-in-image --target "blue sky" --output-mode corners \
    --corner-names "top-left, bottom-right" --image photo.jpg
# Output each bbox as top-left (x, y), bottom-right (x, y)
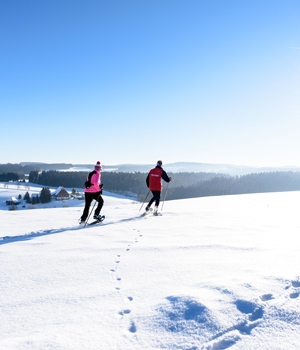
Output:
top-left (1, 0), bottom-right (299, 166)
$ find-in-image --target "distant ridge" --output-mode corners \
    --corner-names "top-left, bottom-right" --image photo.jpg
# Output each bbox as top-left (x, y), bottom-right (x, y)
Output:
top-left (3, 162), bottom-right (300, 176)
top-left (104, 162), bottom-right (300, 175)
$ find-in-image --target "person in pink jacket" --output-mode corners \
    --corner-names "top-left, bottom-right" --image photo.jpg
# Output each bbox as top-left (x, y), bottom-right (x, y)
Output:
top-left (80, 161), bottom-right (104, 224)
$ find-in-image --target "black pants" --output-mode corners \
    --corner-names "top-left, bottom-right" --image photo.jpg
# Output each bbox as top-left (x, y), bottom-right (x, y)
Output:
top-left (81, 192), bottom-right (104, 221)
top-left (147, 190), bottom-right (161, 207)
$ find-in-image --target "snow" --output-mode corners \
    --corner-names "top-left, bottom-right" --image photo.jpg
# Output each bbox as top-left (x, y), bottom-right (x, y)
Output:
top-left (1, 183), bottom-right (300, 349)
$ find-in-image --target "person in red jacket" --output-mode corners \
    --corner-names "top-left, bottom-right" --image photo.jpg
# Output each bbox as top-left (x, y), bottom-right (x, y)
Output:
top-left (145, 160), bottom-right (171, 214)
top-left (80, 161), bottom-right (104, 224)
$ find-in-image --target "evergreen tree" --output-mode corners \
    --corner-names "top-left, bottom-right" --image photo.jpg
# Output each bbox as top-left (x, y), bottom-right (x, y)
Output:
top-left (0, 172), bottom-right (20, 182)
top-left (40, 187), bottom-right (51, 203)
top-left (29, 170), bottom-right (39, 183)
top-left (24, 191), bottom-right (31, 203)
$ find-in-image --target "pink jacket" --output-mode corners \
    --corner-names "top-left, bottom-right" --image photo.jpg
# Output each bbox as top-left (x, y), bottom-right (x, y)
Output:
top-left (84, 170), bottom-right (101, 193)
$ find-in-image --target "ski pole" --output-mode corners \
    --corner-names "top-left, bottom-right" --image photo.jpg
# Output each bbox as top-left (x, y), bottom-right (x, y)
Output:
top-left (138, 190), bottom-right (150, 213)
top-left (84, 200), bottom-right (97, 227)
top-left (161, 182), bottom-right (169, 212)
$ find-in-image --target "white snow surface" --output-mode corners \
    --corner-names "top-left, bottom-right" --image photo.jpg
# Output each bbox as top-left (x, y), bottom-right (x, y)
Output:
top-left (1, 183), bottom-right (300, 349)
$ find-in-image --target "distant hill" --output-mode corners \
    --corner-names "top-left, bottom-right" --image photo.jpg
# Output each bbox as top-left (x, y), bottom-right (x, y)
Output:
top-left (2, 162), bottom-right (300, 176)
top-left (104, 162), bottom-right (300, 175)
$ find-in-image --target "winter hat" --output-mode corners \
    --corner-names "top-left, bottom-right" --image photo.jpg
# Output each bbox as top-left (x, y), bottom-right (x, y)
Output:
top-left (157, 160), bottom-right (163, 166)
top-left (94, 161), bottom-right (102, 170)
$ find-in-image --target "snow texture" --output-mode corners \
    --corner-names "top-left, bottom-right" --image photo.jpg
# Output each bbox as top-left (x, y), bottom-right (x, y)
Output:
top-left (1, 183), bottom-right (300, 349)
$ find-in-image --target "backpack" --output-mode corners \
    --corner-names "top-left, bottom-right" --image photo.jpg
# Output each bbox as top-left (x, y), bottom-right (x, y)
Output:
top-left (84, 170), bottom-right (96, 189)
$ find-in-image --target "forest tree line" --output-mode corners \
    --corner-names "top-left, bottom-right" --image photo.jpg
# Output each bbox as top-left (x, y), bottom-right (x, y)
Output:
top-left (0, 163), bottom-right (75, 177)
top-left (165, 171), bottom-right (300, 200)
top-left (26, 170), bottom-right (223, 197)
top-left (1, 170), bottom-right (300, 200)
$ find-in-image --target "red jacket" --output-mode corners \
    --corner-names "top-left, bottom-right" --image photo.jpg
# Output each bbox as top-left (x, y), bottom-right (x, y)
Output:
top-left (146, 166), bottom-right (170, 191)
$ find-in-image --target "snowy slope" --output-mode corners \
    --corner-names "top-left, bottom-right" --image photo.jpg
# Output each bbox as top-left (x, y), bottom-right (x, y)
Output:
top-left (0, 184), bottom-right (300, 349)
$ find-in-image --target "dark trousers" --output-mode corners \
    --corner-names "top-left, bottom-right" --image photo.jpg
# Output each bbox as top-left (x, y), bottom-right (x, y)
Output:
top-left (81, 192), bottom-right (104, 220)
top-left (148, 190), bottom-right (161, 207)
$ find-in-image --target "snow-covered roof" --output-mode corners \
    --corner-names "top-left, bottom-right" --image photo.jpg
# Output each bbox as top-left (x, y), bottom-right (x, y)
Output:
top-left (7, 196), bottom-right (21, 204)
top-left (53, 186), bottom-right (65, 195)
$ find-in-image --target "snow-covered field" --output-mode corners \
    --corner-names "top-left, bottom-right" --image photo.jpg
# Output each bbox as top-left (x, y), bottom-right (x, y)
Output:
top-left (1, 183), bottom-right (300, 349)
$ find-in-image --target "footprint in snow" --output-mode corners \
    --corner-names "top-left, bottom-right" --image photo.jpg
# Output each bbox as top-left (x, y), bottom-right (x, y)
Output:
top-left (284, 280), bottom-right (300, 298)
top-left (260, 293), bottom-right (274, 301)
top-left (292, 280), bottom-right (300, 288)
top-left (235, 299), bottom-right (264, 322)
top-left (129, 320), bottom-right (137, 333)
top-left (119, 309), bottom-right (131, 316)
